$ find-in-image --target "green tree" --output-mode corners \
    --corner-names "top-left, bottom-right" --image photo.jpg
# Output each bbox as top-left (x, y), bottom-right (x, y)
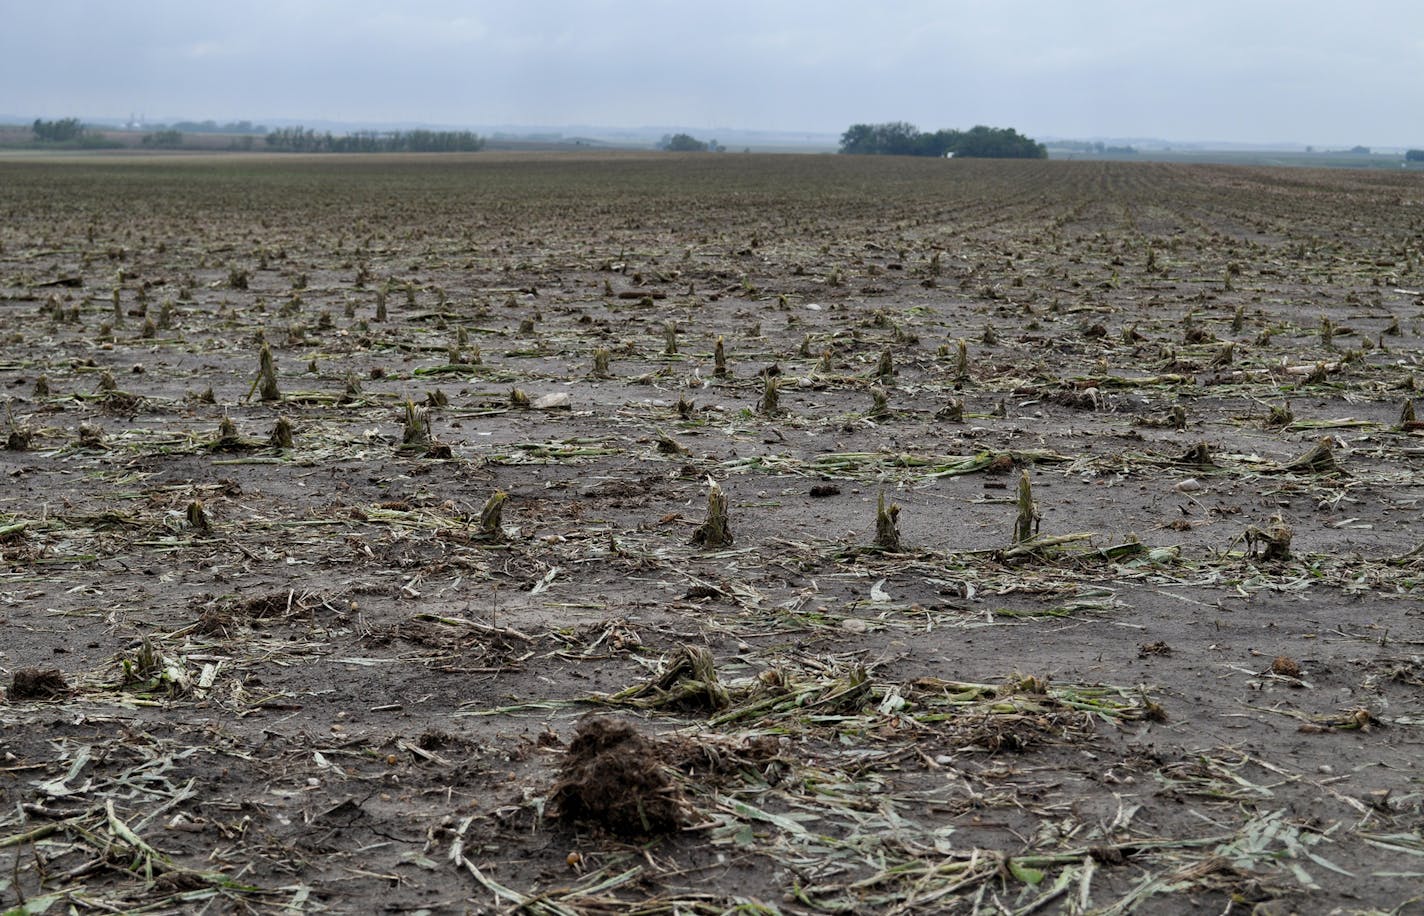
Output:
top-left (141, 130), bottom-right (184, 149)
top-left (952, 125), bottom-right (1046, 159)
top-left (1406, 149), bottom-right (1424, 162)
top-left (839, 123), bottom-right (878, 155)
top-left (918, 128), bottom-right (962, 157)
top-left (266, 126), bottom-right (484, 154)
top-left (660, 133), bottom-right (711, 152)
top-left (32, 118), bottom-right (85, 143)
top-left (838, 122), bottom-right (1045, 159)
top-left (877, 121), bottom-right (923, 155)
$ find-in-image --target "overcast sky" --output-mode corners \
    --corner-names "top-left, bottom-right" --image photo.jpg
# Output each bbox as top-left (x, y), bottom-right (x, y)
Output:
top-left (3, 0), bottom-right (1421, 146)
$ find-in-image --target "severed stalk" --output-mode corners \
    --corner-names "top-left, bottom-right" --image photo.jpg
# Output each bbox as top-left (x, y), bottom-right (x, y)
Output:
top-left (874, 491), bottom-right (902, 551)
top-left (1013, 471), bottom-right (1041, 544)
top-left (691, 478), bottom-right (732, 548)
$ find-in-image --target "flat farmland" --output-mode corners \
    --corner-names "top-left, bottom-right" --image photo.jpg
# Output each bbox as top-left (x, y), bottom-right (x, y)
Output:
top-left (1, 152), bottom-right (1422, 914)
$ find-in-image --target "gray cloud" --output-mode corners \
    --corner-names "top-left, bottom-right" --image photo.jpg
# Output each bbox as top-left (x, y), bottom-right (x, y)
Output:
top-left (3, 0), bottom-right (1420, 145)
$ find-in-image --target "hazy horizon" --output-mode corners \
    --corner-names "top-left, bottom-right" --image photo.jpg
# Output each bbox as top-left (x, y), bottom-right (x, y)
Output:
top-left (4, 1), bottom-right (1422, 149)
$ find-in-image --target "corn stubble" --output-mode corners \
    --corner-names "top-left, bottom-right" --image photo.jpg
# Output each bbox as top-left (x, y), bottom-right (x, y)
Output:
top-left (6, 153), bottom-right (1421, 915)
top-left (691, 479), bottom-right (732, 548)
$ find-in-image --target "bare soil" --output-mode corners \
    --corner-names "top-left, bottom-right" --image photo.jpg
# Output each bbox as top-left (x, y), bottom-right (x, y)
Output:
top-left (1, 152), bottom-right (1422, 914)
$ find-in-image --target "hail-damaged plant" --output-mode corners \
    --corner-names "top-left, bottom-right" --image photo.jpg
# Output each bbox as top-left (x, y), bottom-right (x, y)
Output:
top-left (591, 347), bottom-right (612, 379)
top-left (339, 372), bottom-right (363, 405)
top-left (1283, 436), bottom-right (1339, 474)
top-left (655, 428), bottom-right (689, 455)
top-left (207, 416), bottom-right (247, 452)
top-left (246, 343), bottom-right (281, 403)
top-left (874, 491), bottom-right (902, 551)
top-left (4, 403), bottom-right (31, 451)
top-left (936, 397), bottom-right (964, 422)
top-left (268, 416), bottom-right (295, 450)
top-left (953, 338), bottom-right (970, 382)
top-left (479, 491), bottom-right (508, 540)
top-left (400, 399), bottom-right (431, 452)
top-left (1266, 402), bottom-right (1294, 429)
top-left (692, 478), bottom-right (732, 548)
top-left (757, 376), bottom-right (780, 416)
top-left (1245, 514), bottom-right (1293, 562)
top-left (186, 500), bottom-right (210, 531)
top-left (1013, 470), bottom-right (1041, 544)
top-left (1179, 441), bottom-right (1213, 466)
top-left (875, 348), bottom-right (895, 381)
top-left (598, 644), bottom-right (731, 711)
top-left (1399, 398), bottom-right (1418, 430)
top-left (868, 386), bottom-right (890, 418)
top-left (76, 423), bottom-right (106, 450)
top-left (121, 636), bottom-right (193, 697)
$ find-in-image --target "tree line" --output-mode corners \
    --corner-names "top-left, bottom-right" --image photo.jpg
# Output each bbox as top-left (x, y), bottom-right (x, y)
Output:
top-left (32, 118), bottom-right (86, 143)
top-left (171, 119), bottom-right (266, 134)
top-left (29, 118), bottom-right (122, 149)
top-left (839, 122), bottom-right (1046, 159)
top-left (264, 127), bottom-right (486, 153)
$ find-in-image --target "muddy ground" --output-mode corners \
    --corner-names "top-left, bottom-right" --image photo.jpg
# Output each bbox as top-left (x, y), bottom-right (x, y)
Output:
top-left (1, 152), bottom-right (1422, 914)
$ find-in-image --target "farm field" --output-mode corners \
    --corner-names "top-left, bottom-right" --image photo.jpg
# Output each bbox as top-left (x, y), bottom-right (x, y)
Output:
top-left (1, 151), bottom-right (1422, 914)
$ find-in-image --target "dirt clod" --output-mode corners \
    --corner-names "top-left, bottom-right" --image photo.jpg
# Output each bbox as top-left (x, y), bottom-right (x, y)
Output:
top-left (549, 717), bottom-right (690, 837)
top-left (1270, 656), bottom-right (1302, 678)
top-left (986, 453), bottom-right (1015, 475)
top-left (8, 667), bottom-right (70, 701)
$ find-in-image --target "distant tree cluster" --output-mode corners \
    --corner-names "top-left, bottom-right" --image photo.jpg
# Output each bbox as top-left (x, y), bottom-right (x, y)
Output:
top-left (265, 127), bottom-right (485, 153)
top-left (170, 119), bottom-right (266, 134)
top-left (141, 130), bottom-right (184, 149)
top-left (839, 122), bottom-right (1046, 159)
top-left (29, 118), bottom-right (119, 149)
top-left (1406, 149), bottom-right (1424, 162)
top-left (1053, 140), bottom-right (1138, 155)
top-left (657, 133), bottom-right (724, 152)
top-left (32, 118), bottom-right (85, 143)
